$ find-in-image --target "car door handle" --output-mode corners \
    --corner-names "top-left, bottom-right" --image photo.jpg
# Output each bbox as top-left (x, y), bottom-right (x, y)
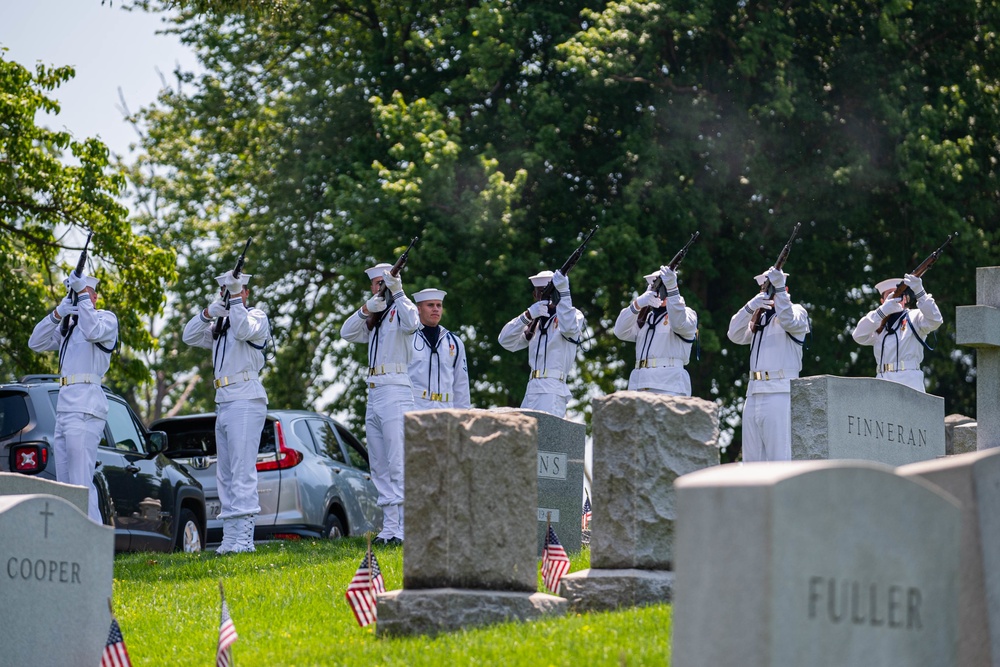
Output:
top-left (125, 464), bottom-right (140, 474)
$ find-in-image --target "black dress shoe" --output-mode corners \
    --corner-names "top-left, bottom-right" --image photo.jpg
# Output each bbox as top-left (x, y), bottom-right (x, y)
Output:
top-left (373, 537), bottom-right (392, 546)
top-left (388, 537), bottom-right (404, 546)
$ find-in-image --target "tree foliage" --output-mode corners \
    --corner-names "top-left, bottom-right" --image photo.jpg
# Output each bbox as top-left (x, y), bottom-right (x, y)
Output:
top-left (127, 0), bottom-right (1000, 446)
top-left (0, 50), bottom-right (175, 386)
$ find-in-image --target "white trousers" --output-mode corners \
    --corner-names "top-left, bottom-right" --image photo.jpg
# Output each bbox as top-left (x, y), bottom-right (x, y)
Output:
top-left (741, 392), bottom-right (791, 462)
top-left (366, 385), bottom-right (413, 539)
top-left (53, 411), bottom-right (105, 523)
top-left (215, 398), bottom-right (265, 519)
top-left (521, 393), bottom-right (568, 418)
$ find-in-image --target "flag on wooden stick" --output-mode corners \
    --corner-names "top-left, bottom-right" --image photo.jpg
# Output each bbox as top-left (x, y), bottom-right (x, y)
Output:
top-left (100, 615), bottom-right (133, 667)
top-left (542, 524), bottom-right (571, 594)
top-left (346, 546), bottom-right (385, 627)
top-left (217, 582), bottom-right (238, 667)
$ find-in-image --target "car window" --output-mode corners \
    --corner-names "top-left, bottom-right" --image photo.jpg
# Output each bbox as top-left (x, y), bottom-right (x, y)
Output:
top-left (102, 399), bottom-right (144, 453)
top-left (260, 420), bottom-right (276, 454)
top-left (308, 419), bottom-right (346, 463)
top-left (335, 424), bottom-right (370, 472)
top-left (0, 392), bottom-right (30, 439)
top-left (48, 390), bottom-right (59, 412)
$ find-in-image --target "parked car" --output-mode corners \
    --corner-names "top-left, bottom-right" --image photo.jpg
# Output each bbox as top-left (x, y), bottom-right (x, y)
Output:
top-left (150, 410), bottom-right (381, 543)
top-left (0, 376), bottom-right (207, 552)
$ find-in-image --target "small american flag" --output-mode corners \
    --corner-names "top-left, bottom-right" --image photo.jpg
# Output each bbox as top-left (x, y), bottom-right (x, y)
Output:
top-left (542, 525), bottom-right (571, 594)
top-left (582, 497), bottom-right (592, 531)
top-left (346, 550), bottom-right (386, 627)
top-left (100, 617), bottom-right (133, 667)
top-left (217, 588), bottom-right (238, 667)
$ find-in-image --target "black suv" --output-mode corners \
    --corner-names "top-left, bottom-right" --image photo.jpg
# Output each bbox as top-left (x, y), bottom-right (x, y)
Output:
top-left (0, 376), bottom-right (206, 552)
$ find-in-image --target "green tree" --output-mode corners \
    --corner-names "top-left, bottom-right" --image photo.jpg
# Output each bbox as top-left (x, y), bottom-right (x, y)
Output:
top-left (0, 49), bottom-right (175, 387)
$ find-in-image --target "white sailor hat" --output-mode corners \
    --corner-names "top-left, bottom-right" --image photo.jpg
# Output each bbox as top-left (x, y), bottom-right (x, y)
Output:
top-left (644, 271), bottom-right (659, 285)
top-left (529, 270), bottom-right (554, 288)
top-left (753, 270), bottom-right (788, 286)
top-left (875, 278), bottom-right (902, 294)
top-left (65, 276), bottom-right (100, 290)
top-left (413, 288), bottom-right (447, 303)
top-left (365, 263), bottom-right (393, 281)
top-left (215, 272), bottom-right (253, 288)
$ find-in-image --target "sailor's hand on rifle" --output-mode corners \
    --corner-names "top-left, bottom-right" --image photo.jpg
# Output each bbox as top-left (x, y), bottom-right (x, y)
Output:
top-left (527, 301), bottom-right (550, 319)
top-left (747, 293), bottom-right (774, 312)
top-left (382, 269), bottom-right (402, 294)
top-left (55, 296), bottom-right (78, 320)
top-left (765, 266), bottom-right (786, 289)
top-left (224, 273), bottom-right (243, 297)
top-left (365, 295), bottom-right (387, 314)
top-left (879, 297), bottom-right (904, 316)
top-left (635, 289), bottom-right (662, 309)
top-left (659, 266), bottom-right (678, 290)
top-left (66, 272), bottom-right (87, 293)
top-left (207, 300), bottom-right (229, 319)
top-left (551, 270), bottom-right (570, 295)
top-left (903, 273), bottom-right (924, 296)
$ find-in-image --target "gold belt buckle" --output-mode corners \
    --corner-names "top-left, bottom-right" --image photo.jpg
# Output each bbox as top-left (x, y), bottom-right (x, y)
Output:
top-left (60, 377), bottom-right (69, 386)
top-left (638, 360), bottom-right (649, 369)
top-left (369, 382), bottom-right (377, 389)
top-left (214, 377), bottom-right (230, 389)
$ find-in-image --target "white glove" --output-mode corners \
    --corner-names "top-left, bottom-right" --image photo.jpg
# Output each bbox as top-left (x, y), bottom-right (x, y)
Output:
top-left (66, 272), bottom-right (87, 293)
top-left (879, 297), bottom-right (904, 316)
top-left (55, 297), bottom-right (78, 319)
top-left (903, 273), bottom-right (923, 294)
top-left (746, 293), bottom-right (774, 312)
top-left (635, 290), bottom-right (663, 309)
top-left (765, 266), bottom-right (786, 289)
top-left (207, 301), bottom-right (229, 318)
top-left (366, 295), bottom-right (387, 313)
top-left (382, 269), bottom-right (402, 293)
top-left (551, 270), bottom-right (570, 293)
top-left (658, 265), bottom-right (678, 290)
top-left (224, 273), bottom-right (243, 296)
top-left (527, 301), bottom-right (550, 319)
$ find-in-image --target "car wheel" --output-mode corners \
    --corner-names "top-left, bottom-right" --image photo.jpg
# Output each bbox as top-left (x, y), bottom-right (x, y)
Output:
top-left (176, 508), bottom-right (204, 553)
top-left (323, 513), bottom-right (345, 539)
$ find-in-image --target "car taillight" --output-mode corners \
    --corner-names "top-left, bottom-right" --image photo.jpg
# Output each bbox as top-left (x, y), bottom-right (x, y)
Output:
top-left (10, 443), bottom-right (48, 475)
top-left (256, 420), bottom-right (303, 471)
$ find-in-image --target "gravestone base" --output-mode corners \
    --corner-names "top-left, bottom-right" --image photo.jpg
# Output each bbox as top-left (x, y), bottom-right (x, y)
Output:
top-left (376, 588), bottom-right (567, 637)
top-left (559, 568), bottom-right (674, 612)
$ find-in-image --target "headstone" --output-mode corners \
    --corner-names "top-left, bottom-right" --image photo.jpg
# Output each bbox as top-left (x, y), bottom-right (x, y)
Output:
top-left (954, 423), bottom-right (979, 455)
top-left (956, 266), bottom-right (1000, 450)
top-left (1, 494), bottom-right (114, 666)
top-left (672, 461), bottom-right (960, 667)
top-left (377, 409), bottom-right (567, 636)
top-left (0, 472), bottom-right (88, 514)
top-left (492, 408), bottom-right (587, 556)
top-left (560, 392), bottom-right (719, 612)
top-left (946, 414), bottom-right (977, 456)
top-left (899, 448), bottom-right (1000, 667)
top-left (791, 375), bottom-right (945, 465)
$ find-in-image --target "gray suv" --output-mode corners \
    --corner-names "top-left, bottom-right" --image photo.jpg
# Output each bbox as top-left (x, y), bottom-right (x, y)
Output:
top-left (0, 376), bottom-right (207, 552)
top-left (151, 410), bottom-right (381, 543)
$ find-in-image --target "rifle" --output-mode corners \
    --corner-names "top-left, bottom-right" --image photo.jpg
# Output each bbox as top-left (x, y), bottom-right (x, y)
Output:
top-left (874, 232), bottom-right (957, 334)
top-left (524, 226), bottom-right (599, 342)
top-left (365, 237), bottom-right (419, 331)
top-left (212, 237), bottom-right (253, 340)
top-left (751, 222), bottom-right (802, 333)
top-left (61, 231), bottom-right (93, 336)
top-left (637, 231), bottom-right (700, 327)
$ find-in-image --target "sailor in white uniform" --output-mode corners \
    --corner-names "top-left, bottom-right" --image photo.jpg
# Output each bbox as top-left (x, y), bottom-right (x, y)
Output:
top-left (183, 272), bottom-right (270, 554)
top-left (727, 266), bottom-right (810, 462)
top-left (29, 273), bottom-right (118, 523)
top-left (614, 265), bottom-right (699, 396)
top-left (851, 274), bottom-right (943, 392)
top-left (340, 263), bottom-right (418, 545)
top-left (498, 269), bottom-right (585, 418)
top-left (408, 288), bottom-right (471, 410)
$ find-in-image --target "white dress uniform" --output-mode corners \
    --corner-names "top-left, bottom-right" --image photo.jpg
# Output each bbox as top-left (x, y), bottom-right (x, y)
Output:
top-left (498, 270), bottom-right (586, 418)
top-left (614, 270), bottom-right (699, 396)
top-left (29, 277), bottom-right (118, 523)
top-left (851, 277), bottom-right (943, 392)
top-left (182, 273), bottom-right (270, 553)
top-left (340, 263), bottom-right (419, 542)
top-left (727, 270), bottom-right (810, 462)
top-left (408, 288), bottom-right (471, 410)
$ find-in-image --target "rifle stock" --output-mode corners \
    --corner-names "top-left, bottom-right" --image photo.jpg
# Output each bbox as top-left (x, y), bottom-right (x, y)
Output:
top-left (750, 223), bottom-right (802, 333)
top-left (213, 237), bottom-right (253, 339)
top-left (874, 232), bottom-right (957, 334)
top-left (61, 231), bottom-right (93, 336)
top-left (365, 237), bottom-right (419, 331)
top-left (524, 226), bottom-right (599, 342)
top-left (637, 231), bottom-right (700, 328)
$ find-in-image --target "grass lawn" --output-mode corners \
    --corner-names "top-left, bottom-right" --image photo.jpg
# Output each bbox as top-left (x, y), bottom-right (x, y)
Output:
top-left (112, 538), bottom-right (672, 666)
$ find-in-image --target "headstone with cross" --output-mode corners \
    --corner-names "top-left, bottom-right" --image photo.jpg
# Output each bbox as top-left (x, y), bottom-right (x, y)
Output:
top-left (0, 494), bottom-right (114, 666)
top-left (956, 266), bottom-right (1000, 450)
